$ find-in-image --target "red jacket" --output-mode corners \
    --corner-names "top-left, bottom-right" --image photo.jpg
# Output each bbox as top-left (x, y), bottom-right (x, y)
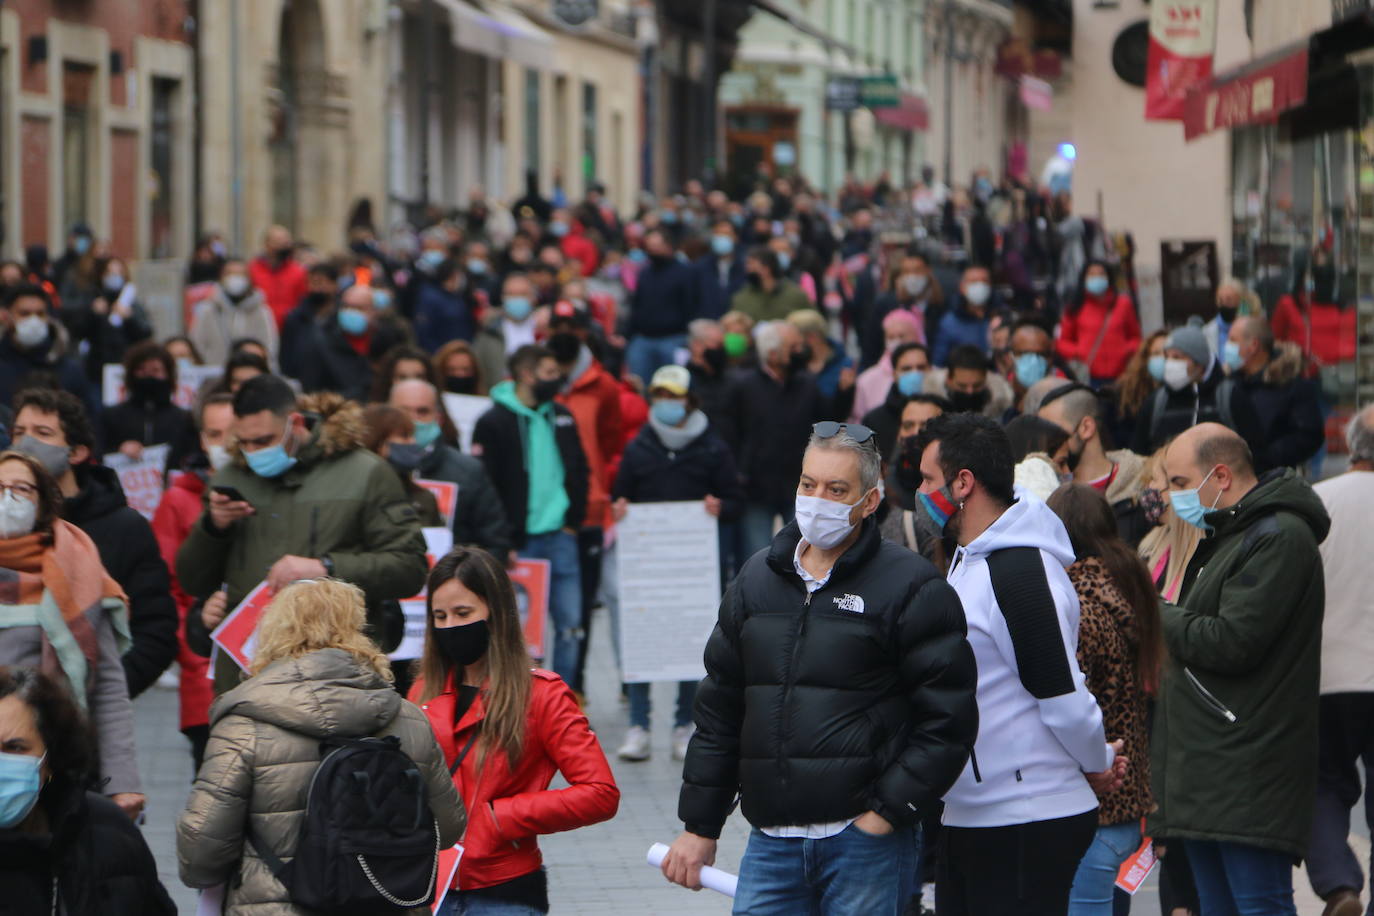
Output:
top-left (610, 380), bottom-right (648, 487)
top-left (1272, 294), bottom-right (1356, 368)
top-left (150, 472), bottom-right (213, 731)
top-left (410, 669), bottom-right (619, 892)
top-left (1056, 291), bottom-right (1142, 381)
top-left (557, 359), bottom-right (624, 528)
top-left (248, 256), bottom-right (308, 330)
top-left (560, 224), bottom-right (601, 276)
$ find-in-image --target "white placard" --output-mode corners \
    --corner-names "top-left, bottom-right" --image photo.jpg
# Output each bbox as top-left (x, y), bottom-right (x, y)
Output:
top-left (616, 501), bottom-right (720, 684)
top-left (390, 527), bottom-right (454, 661)
top-left (440, 393), bottom-right (491, 454)
top-left (102, 363), bottom-right (224, 408)
top-left (102, 443), bottom-right (171, 520)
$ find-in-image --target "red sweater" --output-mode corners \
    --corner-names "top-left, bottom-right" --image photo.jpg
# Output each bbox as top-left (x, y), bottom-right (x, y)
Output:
top-left (151, 473), bottom-right (213, 731)
top-left (248, 256), bottom-right (308, 330)
top-left (411, 670), bottom-right (620, 892)
top-left (1272, 294), bottom-right (1356, 367)
top-left (557, 360), bottom-right (624, 529)
top-left (1056, 292), bottom-right (1142, 380)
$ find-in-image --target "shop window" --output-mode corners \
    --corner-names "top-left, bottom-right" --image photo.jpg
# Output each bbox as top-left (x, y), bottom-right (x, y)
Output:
top-left (149, 77), bottom-right (178, 259)
top-left (524, 68), bottom-right (540, 175)
top-left (582, 83), bottom-right (597, 182)
top-left (62, 63), bottom-right (95, 234)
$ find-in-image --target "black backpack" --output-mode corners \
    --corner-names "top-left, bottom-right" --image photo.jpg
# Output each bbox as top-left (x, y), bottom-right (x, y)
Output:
top-left (250, 735), bottom-right (441, 914)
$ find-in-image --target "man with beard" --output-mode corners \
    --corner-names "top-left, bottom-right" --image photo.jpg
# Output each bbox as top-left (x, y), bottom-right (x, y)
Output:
top-left (927, 345), bottom-right (1013, 421)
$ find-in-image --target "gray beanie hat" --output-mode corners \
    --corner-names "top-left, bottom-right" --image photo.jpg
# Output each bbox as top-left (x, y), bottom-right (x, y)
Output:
top-left (1166, 324), bottom-right (1211, 367)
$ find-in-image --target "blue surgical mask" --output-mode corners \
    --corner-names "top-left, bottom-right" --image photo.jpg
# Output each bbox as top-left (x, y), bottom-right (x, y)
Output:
top-left (1222, 341), bottom-right (1245, 372)
top-left (1085, 275), bottom-right (1110, 296)
top-left (660, 210), bottom-right (678, 224)
top-left (651, 399), bottom-right (687, 427)
top-left (73, 236), bottom-right (91, 256)
top-left (1014, 353), bottom-right (1049, 388)
top-left (373, 289), bottom-right (393, 310)
top-left (777, 253), bottom-right (792, 272)
top-left (338, 307), bottom-right (369, 336)
top-left (628, 248), bottom-right (648, 265)
top-left (466, 258), bottom-right (488, 275)
top-left (896, 370), bottom-right (925, 397)
top-left (245, 425), bottom-right (298, 479)
top-left (503, 297), bottom-right (533, 321)
top-left (1148, 355), bottom-right (1166, 382)
top-left (413, 420), bottom-right (441, 449)
top-left (711, 235), bottom-right (734, 257)
top-left (1171, 466), bottom-right (1220, 531)
top-left (550, 220), bottom-right (569, 237)
top-left (420, 249), bottom-right (446, 269)
top-left (0, 751), bottom-right (45, 828)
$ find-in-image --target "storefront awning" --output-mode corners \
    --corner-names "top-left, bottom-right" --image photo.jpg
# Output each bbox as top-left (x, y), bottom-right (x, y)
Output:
top-left (1182, 42), bottom-right (1309, 141)
top-left (436, 0), bottom-right (554, 71)
top-left (873, 93), bottom-right (930, 131)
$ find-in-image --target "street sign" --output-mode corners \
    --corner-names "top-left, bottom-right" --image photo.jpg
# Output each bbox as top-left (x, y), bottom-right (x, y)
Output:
top-left (826, 76), bottom-right (861, 111)
top-left (860, 75), bottom-right (900, 109)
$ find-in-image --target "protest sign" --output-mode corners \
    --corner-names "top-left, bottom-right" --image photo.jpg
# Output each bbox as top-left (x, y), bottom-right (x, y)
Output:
top-left (1115, 834), bottom-right (1159, 894)
top-left (102, 443), bottom-right (171, 520)
top-left (415, 479), bottom-right (459, 530)
top-left (391, 527), bottom-right (455, 661)
top-left (102, 363), bottom-right (222, 409)
top-left (439, 394), bottom-right (490, 454)
top-left (209, 582), bottom-right (274, 672)
top-left (508, 559), bottom-right (550, 661)
top-left (616, 501), bottom-right (720, 683)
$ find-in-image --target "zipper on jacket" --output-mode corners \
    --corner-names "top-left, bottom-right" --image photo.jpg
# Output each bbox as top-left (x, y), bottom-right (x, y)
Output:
top-left (1184, 667), bottom-right (1238, 723)
top-left (968, 746), bottom-right (983, 783)
top-left (776, 585), bottom-right (814, 796)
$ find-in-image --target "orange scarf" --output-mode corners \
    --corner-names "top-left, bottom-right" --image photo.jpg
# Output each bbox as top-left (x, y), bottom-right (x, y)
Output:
top-left (0, 521), bottom-right (126, 622)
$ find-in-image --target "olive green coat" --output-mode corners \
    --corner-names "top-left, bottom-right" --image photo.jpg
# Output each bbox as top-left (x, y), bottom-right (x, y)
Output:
top-left (1147, 470), bottom-right (1329, 858)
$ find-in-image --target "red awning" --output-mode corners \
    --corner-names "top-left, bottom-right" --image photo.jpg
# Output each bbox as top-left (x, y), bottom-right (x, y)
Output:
top-left (874, 93), bottom-right (929, 132)
top-left (1183, 43), bottom-right (1309, 141)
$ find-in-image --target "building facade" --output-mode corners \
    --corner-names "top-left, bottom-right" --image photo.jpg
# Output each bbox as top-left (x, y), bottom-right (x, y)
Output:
top-left (0, 0), bottom-right (195, 261)
top-left (923, 0), bottom-right (1016, 187)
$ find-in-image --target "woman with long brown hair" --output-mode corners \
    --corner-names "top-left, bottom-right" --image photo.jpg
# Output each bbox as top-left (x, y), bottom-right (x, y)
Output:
top-left (1112, 329), bottom-right (1168, 447)
top-left (1047, 483), bottom-right (1162, 915)
top-left (411, 547), bottom-right (619, 915)
top-left (1137, 445), bottom-right (1204, 604)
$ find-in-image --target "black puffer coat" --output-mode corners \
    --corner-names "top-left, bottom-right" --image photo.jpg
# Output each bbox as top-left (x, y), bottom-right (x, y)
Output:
top-left (0, 782), bottom-right (175, 916)
top-left (679, 517), bottom-right (978, 837)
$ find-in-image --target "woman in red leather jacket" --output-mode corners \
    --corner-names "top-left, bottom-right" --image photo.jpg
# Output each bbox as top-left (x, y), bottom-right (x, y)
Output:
top-left (410, 547), bottom-right (620, 915)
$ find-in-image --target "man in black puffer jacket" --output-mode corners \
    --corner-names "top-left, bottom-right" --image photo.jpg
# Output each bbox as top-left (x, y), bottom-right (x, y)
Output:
top-left (662, 423), bottom-right (978, 913)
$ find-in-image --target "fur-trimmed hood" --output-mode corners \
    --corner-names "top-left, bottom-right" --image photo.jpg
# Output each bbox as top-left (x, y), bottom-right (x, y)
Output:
top-left (229, 391), bottom-right (367, 464)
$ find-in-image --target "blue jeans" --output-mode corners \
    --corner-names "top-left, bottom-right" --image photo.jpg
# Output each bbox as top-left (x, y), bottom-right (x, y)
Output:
top-left (733, 823), bottom-right (920, 915)
top-left (740, 501), bottom-right (793, 562)
top-left (626, 333), bottom-right (687, 385)
top-left (520, 531), bottom-right (582, 687)
top-left (1182, 839), bottom-right (1298, 916)
top-left (437, 894), bottom-right (542, 915)
top-left (1068, 821), bottom-right (1142, 915)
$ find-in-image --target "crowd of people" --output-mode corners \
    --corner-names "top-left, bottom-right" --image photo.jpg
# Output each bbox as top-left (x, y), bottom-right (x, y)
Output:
top-left (0, 167), bottom-right (1365, 916)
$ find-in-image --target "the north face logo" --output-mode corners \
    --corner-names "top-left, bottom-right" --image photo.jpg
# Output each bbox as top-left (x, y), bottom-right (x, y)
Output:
top-left (833, 594), bottom-right (865, 614)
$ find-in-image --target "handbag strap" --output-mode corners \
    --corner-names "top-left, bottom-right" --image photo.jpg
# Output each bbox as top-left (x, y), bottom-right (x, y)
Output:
top-left (449, 727), bottom-right (481, 776)
top-left (1082, 293), bottom-right (1115, 374)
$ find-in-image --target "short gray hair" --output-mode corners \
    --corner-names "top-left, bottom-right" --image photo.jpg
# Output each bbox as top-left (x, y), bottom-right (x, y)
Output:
top-left (805, 429), bottom-right (882, 493)
top-left (754, 320), bottom-right (787, 364)
top-left (687, 318), bottom-right (720, 345)
top-left (1347, 405), bottom-right (1374, 464)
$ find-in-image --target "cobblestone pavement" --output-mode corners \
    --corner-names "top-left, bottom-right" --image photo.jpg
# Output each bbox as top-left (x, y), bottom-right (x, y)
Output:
top-left (136, 607), bottom-right (1354, 914)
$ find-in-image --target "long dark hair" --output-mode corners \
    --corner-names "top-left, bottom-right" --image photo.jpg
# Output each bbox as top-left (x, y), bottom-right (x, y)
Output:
top-left (416, 548), bottom-right (531, 765)
top-left (1068, 258), bottom-right (1115, 316)
top-left (1047, 483), bottom-right (1163, 694)
top-left (0, 666), bottom-right (95, 793)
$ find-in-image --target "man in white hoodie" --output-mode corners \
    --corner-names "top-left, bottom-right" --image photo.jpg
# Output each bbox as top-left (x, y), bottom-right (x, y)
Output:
top-left (913, 412), bottom-right (1126, 915)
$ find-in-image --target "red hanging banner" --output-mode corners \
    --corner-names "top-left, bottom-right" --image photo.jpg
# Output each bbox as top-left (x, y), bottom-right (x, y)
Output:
top-left (1145, 0), bottom-right (1219, 121)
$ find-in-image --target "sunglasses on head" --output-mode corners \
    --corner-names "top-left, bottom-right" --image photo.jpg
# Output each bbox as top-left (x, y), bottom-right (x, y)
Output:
top-left (813, 421), bottom-right (876, 445)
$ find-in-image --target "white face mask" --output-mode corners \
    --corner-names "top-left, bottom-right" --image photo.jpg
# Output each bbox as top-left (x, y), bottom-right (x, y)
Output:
top-left (795, 489), bottom-right (872, 550)
top-left (964, 281), bottom-right (991, 306)
top-left (223, 275), bottom-right (250, 298)
top-left (1162, 358), bottom-right (1193, 391)
top-left (13, 315), bottom-right (48, 349)
top-left (207, 444), bottom-right (232, 472)
top-left (0, 491), bottom-right (38, 539)
top-left (901, 274), bottom-right (929, 297)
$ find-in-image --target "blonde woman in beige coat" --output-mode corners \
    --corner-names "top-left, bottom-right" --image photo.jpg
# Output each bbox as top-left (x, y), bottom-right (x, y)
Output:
top-left (176, 578), bottom-right (465, 914)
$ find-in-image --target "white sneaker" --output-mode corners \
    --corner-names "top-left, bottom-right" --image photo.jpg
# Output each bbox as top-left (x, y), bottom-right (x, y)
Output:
top-left (672, 725), bottom-right (694, 761)
top-left (617, 726), bottom-right (651, 761)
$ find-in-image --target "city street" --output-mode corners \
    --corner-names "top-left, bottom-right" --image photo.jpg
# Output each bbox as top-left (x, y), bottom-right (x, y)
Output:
top-left (134, 607), bottom-right (1363, 915)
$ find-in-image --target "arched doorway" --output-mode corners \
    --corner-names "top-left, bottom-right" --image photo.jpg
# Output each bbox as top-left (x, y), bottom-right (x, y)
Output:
top-left (270, 0), bottom-right (326, 233)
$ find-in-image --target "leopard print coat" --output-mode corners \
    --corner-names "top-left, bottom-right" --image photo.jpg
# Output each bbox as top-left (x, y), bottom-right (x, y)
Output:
top-left (1070, 557), bottom-right (1152, 826)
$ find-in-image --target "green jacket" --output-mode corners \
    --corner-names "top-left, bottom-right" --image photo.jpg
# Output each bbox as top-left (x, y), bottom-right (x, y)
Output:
top-left (176, 393), bottom-right (428, 693)
top-left (729, 278), bottom-right (811, 323)
top-left (1147, 469), bottom-right (1329, 858)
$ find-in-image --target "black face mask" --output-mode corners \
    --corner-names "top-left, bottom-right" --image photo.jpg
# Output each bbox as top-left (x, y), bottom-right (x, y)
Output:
top-left (788, 347), bottom-right (812, 373)
top-left (532, 376), bottom-right (564, 404)
top-left (946, 388), bottom-right (990, 414)
top-left (746, 272), bottom-right (763, 288)
top-left (445, 375), bottom-right (478, 395)
top-left (1217, 306), bottom-right (1238, 324)
top-left (895, 435), bottom-right (923, 495)
top-left (547, 332), bottom-right (581, 365)
top-left (387, 442), bottom-right (426, 474)
top-left (306, 291), bottom-right (332, 310)
top-left (1065, 440), bottom-right (1083, 473)
top-left (702, 347), bottom-right (726, 373)
top-left (433, 619), bottom-right (490, 667)
top-left (130, 376), bottom-right (173, 406)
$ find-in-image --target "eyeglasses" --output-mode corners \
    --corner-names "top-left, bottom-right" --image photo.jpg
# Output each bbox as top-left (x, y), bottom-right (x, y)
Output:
top-left (0, 482), bottom-right (38, 499)
top-left (812, 422), bottom-right (875, 445)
